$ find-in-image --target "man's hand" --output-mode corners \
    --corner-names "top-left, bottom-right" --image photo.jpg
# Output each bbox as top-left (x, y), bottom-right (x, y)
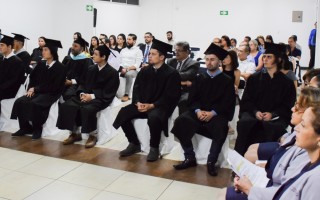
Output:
top-left (136, 102), bottom-right (154, 112)
top-left (262, 112), bottom-right (272, 121)
top-left (203, 111), bottom-right (214, 122)
top-left (255, 111), bottom-right (264, 121)
top-left (234, 175), bottom-right (253, 195)
top-left (80, 94), bottom-right (93, 103)
top-left (121, 68), bottom-right (127, 75)
top-left (65, 79), bottom-right (72, 86)
top-left (26, 87), bottom-right (35, 98)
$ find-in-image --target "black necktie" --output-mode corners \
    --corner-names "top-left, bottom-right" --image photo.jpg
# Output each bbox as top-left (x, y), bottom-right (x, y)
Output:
top-left (177, 61), bottom-right (182, 71)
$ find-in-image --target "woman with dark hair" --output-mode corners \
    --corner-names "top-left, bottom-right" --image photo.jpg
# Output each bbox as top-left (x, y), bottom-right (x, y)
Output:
top-left (115, 33), bottom-right (126, 53)
top-left (222, 50), bottom-right (241, 90)
top-left (89, 36), bottom-right (99, 56)
top-left (109, 35), bottom-right (118, 50)
top-left (266, 35), bottom-right (274, 43)
top-left (230, 38), bottom-right (237, 49)
top-left (30, 36), bottom-right (46, 67)
top-left (256, 35), bottom-right (265, 52)
top-left (221, 35), bottom-right (231, 50)
top-left (11, 38), bottom-right (66, 140)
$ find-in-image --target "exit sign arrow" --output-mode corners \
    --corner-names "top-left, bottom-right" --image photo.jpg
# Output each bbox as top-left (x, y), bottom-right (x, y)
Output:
top-left (86, 5), bottom-right (93, 11)
top-left (220, 10), bottom-right (229, 15)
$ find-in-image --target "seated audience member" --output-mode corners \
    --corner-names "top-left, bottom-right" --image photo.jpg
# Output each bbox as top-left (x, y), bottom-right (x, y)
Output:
top-left (221, 35), bottom-right (232, 50)
top-left (302, 68), bottom-right (320, 87)
top-left (115, 33), bottom-right (126, 53)
top-left (222, 87), bottom-right (320, 200)
top-left (67, 32), bottom-right (82, 56)
top-left (213, 37), bottom-right (222, 46)
top-left (265, 35), bottom-right (274, 43)
top-left (167, 41), bottom-right (200, 114)
top-left (234, 43), bottom-right (296, 156)
top-left (12, 33), bottom-right (32, 75)
top-left (62, 37), bottom-right (93, 101)
top-left (247, 40), bottom-right (263, 68)
top-left (288, 35), bottom-right (301, 61)
top-left (237, 45), bottom-right (256, 91)
top-left (222, 50), bottom-right (241, 92)
top-left (99, 34), bottom-right (108, 45)
top-left (57, 45), bottom-right (119, 148)
top-left (281, 54), bottom-right (298, 89)
top-left (118, 33), bottom-right (143, 102)
top-left (140, 32), bottom-right (153, 68)
top-left (0, 34), bottom-right (25, 114)
top-left (244, 36), bottom-right (251, 43)
top-left (256, 35), bottom-right (266, 53)
top-left (11, 38), bottom-right (65, 140)
top-left (230, 38), bottom-right (237, 49)
top-left (113, 39), bottom-right (181, 162)
top-left (109, 35), bottom-right (117, 50)
top-left (166, 31), bottom-right (175, 47)
top-left (245, 80), bottom-right (320, 165)
top-left (171, 43), bottom-right (235, 176)
top-left (89, 36), bottom-right (99, 56)
top-left (30, 36), bottom-right (46, 67)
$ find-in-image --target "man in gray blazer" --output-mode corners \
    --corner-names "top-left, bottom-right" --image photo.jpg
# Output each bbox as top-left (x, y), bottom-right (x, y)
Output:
top-left (167, 41), bottom-right (200, 114)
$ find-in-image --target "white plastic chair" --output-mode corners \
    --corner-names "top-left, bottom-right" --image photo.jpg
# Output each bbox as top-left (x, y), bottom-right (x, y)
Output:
top-left (132, 107), bottom-right (179, 155)
top-left (96, 97), bottom-right (122, 145)
top-left (42, 100), bottom-right (61, 137)
top-left (0, 84), bottom-right (26, 132)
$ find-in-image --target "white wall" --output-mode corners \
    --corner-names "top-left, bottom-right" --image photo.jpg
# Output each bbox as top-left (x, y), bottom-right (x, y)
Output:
top-left (1, 0), bottom-right (318, 66)
top-left (138, 0), bottom-right (317, 67)
top-left (0, 0), bottom-right (94, 59)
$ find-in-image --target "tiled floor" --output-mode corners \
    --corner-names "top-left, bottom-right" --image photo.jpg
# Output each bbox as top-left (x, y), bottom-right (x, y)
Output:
top-left (0, 147), bottom-right (225, 200)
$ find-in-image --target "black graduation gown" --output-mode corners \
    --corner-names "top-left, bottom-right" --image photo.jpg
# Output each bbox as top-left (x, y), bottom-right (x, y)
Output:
top-left (235, 70), bottom-right (296, 155)
top-left (30, 48), bottom-right (42, 63)
top-left (171, 72), bottom-right (235, 162)
top-left (0, 55), bottom-right (25, 100)
top-left (16, 51), bottom-right (32, 74)
top-left (61, 56), bottom-right (93, 100)
top-left (113, 64), bottom-right (181, 148)
top-left (11, 61), bottom-right (66, 130)
top-left (56, 64), bottom-right (119, 133)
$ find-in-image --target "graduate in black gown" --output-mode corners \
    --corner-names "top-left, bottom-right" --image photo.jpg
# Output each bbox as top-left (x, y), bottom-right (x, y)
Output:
top-left (12, 33), bottom-right (32, 75)
top-left (171, 43), bottom-right (236, 176)
top-left (11, 38), bottom-right (66, 140)
top-left (0, 34), bottom-right (25, 114)
top-left (113, 39), bottom-right (181, 162)
top-left (234, 43), bottom-right (296, 156)
top-left (61, 37), bottom-right (93, 101)
top-left (57, 45), bottom-right (119, 148)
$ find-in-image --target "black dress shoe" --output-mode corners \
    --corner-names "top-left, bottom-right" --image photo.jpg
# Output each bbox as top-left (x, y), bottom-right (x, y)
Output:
top-left (173, 158), bottom-right (197, 170)
top-left (119, 143), bottom-right (141, 157)
top-left (147, 147), bottom-right (160, 162)
top-left (207, 162), bottom-right (218, 176)
top-left (12, 129), bottom-right (30, 137)
top-left (31, 130), bottom-right (42, 140)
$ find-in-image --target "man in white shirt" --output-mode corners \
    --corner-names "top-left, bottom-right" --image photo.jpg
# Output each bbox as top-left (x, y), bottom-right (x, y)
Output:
top-left (166, 31), bottom-right (175, 47)
top-left (237, 45), bottom-right (256, 98)
top-left (119, 33), bottom-right (143, 102)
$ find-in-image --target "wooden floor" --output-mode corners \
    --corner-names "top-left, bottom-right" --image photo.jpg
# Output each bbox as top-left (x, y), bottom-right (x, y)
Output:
top-left (0, 131), bottom-right (232, 189)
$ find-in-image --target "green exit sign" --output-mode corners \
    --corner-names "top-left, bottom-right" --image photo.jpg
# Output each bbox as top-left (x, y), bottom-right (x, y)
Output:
top-left (86, 5), bottom-right (93, 11)
top-left (220, 10), bottom-right (229, 15)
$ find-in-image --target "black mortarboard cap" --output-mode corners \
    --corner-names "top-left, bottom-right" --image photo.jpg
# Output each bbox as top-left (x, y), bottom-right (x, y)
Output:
top-left (204, 43), bottom-right (228, 60)
top-left (44, 38), bottom-right (63, 49)
top-left (12, 33), bottom-right (29, 42)
top-left (0, 34), bottom-right (14, 46)
top-left (151, 38), bottom-right (173, 57)
top-left (74, 37), bottom-right (89, 48)
top-left (264, 42), bottom-right (282, 57)
top-left (96, 45), bottom-right (111, 57)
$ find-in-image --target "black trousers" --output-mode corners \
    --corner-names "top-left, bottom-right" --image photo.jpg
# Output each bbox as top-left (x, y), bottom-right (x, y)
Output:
top-left (235, 112), bottom-right (288, 156)
top-left (171, 111), bottom-right (229, 164)
top-left (309, 46), bottom-right (316, 69)
top-left (56, 97), bottom-right (102, 133)
top-left (11, 95), bottom-right (53, 131)
top-left (113, 104), bottom-right (166, 148)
